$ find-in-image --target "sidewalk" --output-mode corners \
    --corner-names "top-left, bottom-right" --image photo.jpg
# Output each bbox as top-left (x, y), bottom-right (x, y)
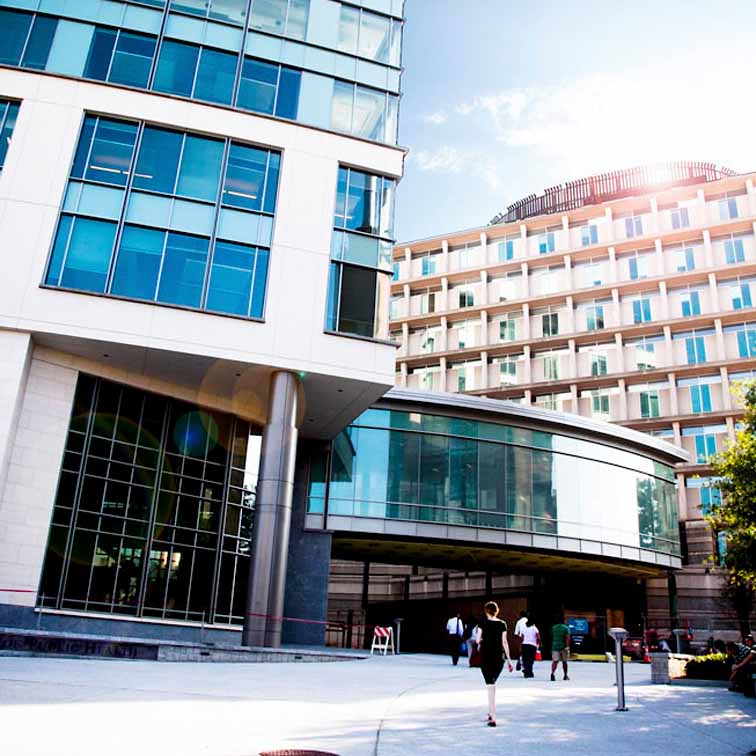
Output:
top-left (1, 654), bottom-right (753, 755)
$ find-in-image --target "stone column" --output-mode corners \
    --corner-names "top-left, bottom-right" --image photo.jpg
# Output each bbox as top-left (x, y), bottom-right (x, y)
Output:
top-left (242, 370), bottom-right (301, 648)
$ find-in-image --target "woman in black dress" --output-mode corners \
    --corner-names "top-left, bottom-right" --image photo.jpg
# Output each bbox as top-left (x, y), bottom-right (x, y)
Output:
top-left (475, 601), bottom-right (513, 727)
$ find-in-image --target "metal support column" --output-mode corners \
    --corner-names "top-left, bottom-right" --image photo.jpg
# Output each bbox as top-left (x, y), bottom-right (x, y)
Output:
top-left (242, 371), bottom-right (300, 648)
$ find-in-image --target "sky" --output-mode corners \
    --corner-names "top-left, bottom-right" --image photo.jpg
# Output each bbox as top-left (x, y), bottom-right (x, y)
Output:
top-left (395, 0), bottom-right (756, 243)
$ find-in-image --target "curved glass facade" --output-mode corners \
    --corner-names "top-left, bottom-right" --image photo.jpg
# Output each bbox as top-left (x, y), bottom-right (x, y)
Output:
top-left (308, 408), bottom-right (681, 556)
top-left (0, 0), bottom-right (402, 145)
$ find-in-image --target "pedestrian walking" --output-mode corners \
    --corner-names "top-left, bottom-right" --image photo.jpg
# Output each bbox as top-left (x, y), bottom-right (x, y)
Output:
top-left (475, 601), bottom-right (513, 727)
top-left (550, 615), bottom-right (571, 681)
top-left (446, 610), bottom-right (465, 665)
top-left (520, 617), bottom-right (540, 678)
top-left (513, 610), bottom-right (528, 671)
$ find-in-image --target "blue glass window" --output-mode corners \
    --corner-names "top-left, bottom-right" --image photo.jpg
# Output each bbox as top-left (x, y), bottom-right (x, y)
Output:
top-left (206, 241), bottom-right (268, 318)
top-left (237, 59), bottom-right (301, 120)
top-left (625, 216), bottom-right (643, 238)
top-left (725, 238), bottom-right (745, 264)
top-left (736, 327), bottom-right (756, 358)
top-left (194, 48), bottom-right (237, 105)
top-left (109, 31), bottom-right (157, 88)
top-left (0, 9), bottom-right (32, 66)
top-left (690, 384), bottom-right (712, 413)
top-left (153, 40), bottom-right (199, 98)
top-left (111, 226), bottom-right (164, 300)
top-left (84, 27), bottom-right (117, 80)
top-left (498, 240), bottom-right (514, 261)
top-left (632, 298), bottom-right (652, 323)
top-left (681, 291), bottom-right (701, 317)
top-left (46, 216), bottom-right (117, 292)
top-left (538, 232), bottom-right (555, 254)
top-left (173, 0), bottom-right (248, 25)
top-left (21, 15), bottom-right (57, 70)
top-left (685, 336), bottom-right (706, 365)
top-left (587, 305), bottom-right (604, 331)
top-left (421, 256), bottom-right (436, 276)
top-left (676, 247), bottom-right (695, 272)
top-left (719, 197), bottom-right (738, 221)
top-left (0, 100), bottom-right (21, 171)
top-left (581, 224), bottom-right (598, 246)
top-left (222, 144), bottom-right (280, 213)
top-left (157, 233), bottom-right (209, 308)
top-left (133, 127), bottom-right (183, 194)
top-left (49, 115), bottom-right (279, 320)
top-left (733, 283), bottom-right (752, 310)
top-left (694, 435), bottom-right (717, 464)
top-left (71, 116), bottom-right (138, 187)
top-left (177, 136), bottom-right (224, 201)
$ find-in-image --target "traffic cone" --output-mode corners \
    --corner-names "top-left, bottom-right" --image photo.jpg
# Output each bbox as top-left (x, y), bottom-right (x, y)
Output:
top-left (535, 647), bottom-right (542, 661)
top-left (642, 647), bottom-right (651, 664)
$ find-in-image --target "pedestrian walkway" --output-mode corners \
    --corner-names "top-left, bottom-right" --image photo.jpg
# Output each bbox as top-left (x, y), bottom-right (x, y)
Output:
top-left (0, 654), bottom-right (753, 755)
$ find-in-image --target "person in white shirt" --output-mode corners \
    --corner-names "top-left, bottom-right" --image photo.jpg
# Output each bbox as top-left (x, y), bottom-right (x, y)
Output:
top-left (446, 611), bottom-right (465, 665)
top-left (514, 610), bottom-right (528, 671)
top-left (520, 618), bottom-right (541, 678)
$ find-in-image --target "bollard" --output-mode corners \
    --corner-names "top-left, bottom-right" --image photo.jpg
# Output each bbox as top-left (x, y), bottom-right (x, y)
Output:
top-left (394, 618), bottom-right (404, 655)
top-left (608, 627), bottom-right (628, 711)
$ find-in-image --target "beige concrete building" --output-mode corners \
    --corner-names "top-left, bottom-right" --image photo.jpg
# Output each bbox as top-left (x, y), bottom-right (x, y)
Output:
top-left (391, 162), bottom-right (756, 636)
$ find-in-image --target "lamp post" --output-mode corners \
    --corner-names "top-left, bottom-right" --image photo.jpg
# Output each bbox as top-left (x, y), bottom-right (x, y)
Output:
top-left (608, 627), bottom-right (629, 711)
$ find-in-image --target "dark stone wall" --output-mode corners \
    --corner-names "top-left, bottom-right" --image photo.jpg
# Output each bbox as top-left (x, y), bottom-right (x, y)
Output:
top-left (282, 440), bottom-right (332, 646)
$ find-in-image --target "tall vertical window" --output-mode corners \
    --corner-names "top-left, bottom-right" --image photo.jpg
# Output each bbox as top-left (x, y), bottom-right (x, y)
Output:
top-left (498, 239), bottom-right (514, 261)
top-left (680, 290), bottom-right (701, 317)
top-left (625, 215), bottom-right (643, 238)
top-left (732, 323), bottom-right (756, 358)
top-left (632, 297), bottom-right (652, 324)
top-left (581, 224), bottom-right (598, 247)
top-left (640, 390), bottom-right (660, 418)
top-left (421, 255), bottom-right (436, 276)
top-left (684, 334), bottom-right (707, 365)
top-left (586, 305), bottom-right (604, 332)
top-left (689, 383), bottom-right (712, 413)
top-left (682, 426), bottom-right (721, 464)
top-left (538, 231), bottom-right (555, 255)
top-left (628, 254), bottom-right (649, 280)
top-left (458, 288), bottom-right (475, 308)
top-left (499, 318), bottom-right (516, 342)
top-left (673, 246), bottom-right (695, 272)
top-left (173, 0), bottom-right (249, 25)
top-left (0, 99), bottom-right (20, 172)
top-left (337, 4), bottom-right (402, 66)
top-left (591, 391), bottom-right (610, 417)
top-left (591, 352), bottom-right (608, 376)
top-left (542, 312), bottom-right (559, 337)
top-left (725, 237), bottom-right (746, 264)
top-left (250, 0), bottom-right (310, 41)
top-left (457, 367), bottom-right (467, 392)
top-left (543, 354), bottom-right (559, 381)
top-left (46, 115), bottom-right (280, 319)
top-left (719, 197), bottom-right (739, 221)
top-left (670, 207), bottom-right (690, 230)
top-left (328, 166), bottom-right (395, 338)
top-left (731, 282), bottom-right (752, 310)
top-left (499, 358), bottom-right (518, 385)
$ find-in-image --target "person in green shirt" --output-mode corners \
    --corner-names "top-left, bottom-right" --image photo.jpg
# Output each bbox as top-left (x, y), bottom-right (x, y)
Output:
top-left (550, 615), bottom-right (571, 681)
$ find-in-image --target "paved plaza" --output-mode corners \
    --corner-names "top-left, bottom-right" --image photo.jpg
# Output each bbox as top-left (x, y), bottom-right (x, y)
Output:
top-left (0, 653), bottom-right (754, 756)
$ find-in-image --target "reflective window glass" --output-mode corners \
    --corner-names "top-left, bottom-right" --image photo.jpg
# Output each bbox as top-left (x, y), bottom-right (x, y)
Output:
top-left (359, 11), bottom-right (390, 63)
top-left (337, 5), bottom-right (360, 55)
top-left (133, 127), bottom-right (183, 195)
top-left (21, 14), bottom-right (57, 70)
top-left (156, 233), bottom-right (209, 307)
top-left (0, 9), bottom-right (32, 66)
top-left (250, 0), bottom-right (308, 40)
top-left (334, 264), bottom-right (376, 337)
top-left (205, 240), bottom-right (269, 317)
top-left (110, 31), bottom-right (157, 88)
top-left (84, 27), bottom-right (117, 80)
top-left (345, 170), bottom-right (380, 235)
top-left (153, 40), bottom-right (199, 98)
top-left (223, 144), bottom-right (268, 212)
top-left (275, 66), bottom-right (300, 119)
top-left (237, 58), bottom-right (277, 114)
top-left (59, 217), bottom-right (118, 292)
top-left (0, 101), bottom-right (20, 170)
top-left (286, 0), bottom-right (308, 39)
top-left (194, 47), bottom-right (236, 105)
top-left (263, 152), bottom-right (280, 214)
top-left (331, 81), bottom-right (353, 134)
top-left (111, 226), bottom-right (164, 300)
top-left (176, 136), bottom-right (224, 201)
top-left (353, 86), bottom-right (385, 141)
top-left (71, 117), bottom-right (138, 187)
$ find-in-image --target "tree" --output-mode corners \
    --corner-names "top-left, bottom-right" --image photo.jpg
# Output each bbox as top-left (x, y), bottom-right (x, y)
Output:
top-left (706, 382), bottom-right (756, 634)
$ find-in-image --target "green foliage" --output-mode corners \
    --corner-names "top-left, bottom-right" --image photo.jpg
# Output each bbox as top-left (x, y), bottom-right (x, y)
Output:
top-left (706, 381), bottom-right (756, 592)
top-left (685, 653), bottom-right (729, 680)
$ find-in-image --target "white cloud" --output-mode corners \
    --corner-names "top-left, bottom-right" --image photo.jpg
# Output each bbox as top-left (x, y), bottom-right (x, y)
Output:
top-left (449, 64), bottom-right (756, 176)
top-left (412, 146), bottom-right (500, 190)
top-left (423, 111), bottom-right (448, 125)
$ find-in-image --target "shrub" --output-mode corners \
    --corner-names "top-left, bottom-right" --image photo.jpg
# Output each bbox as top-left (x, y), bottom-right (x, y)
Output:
top-left (685, 653), bottom-right (729, 680)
